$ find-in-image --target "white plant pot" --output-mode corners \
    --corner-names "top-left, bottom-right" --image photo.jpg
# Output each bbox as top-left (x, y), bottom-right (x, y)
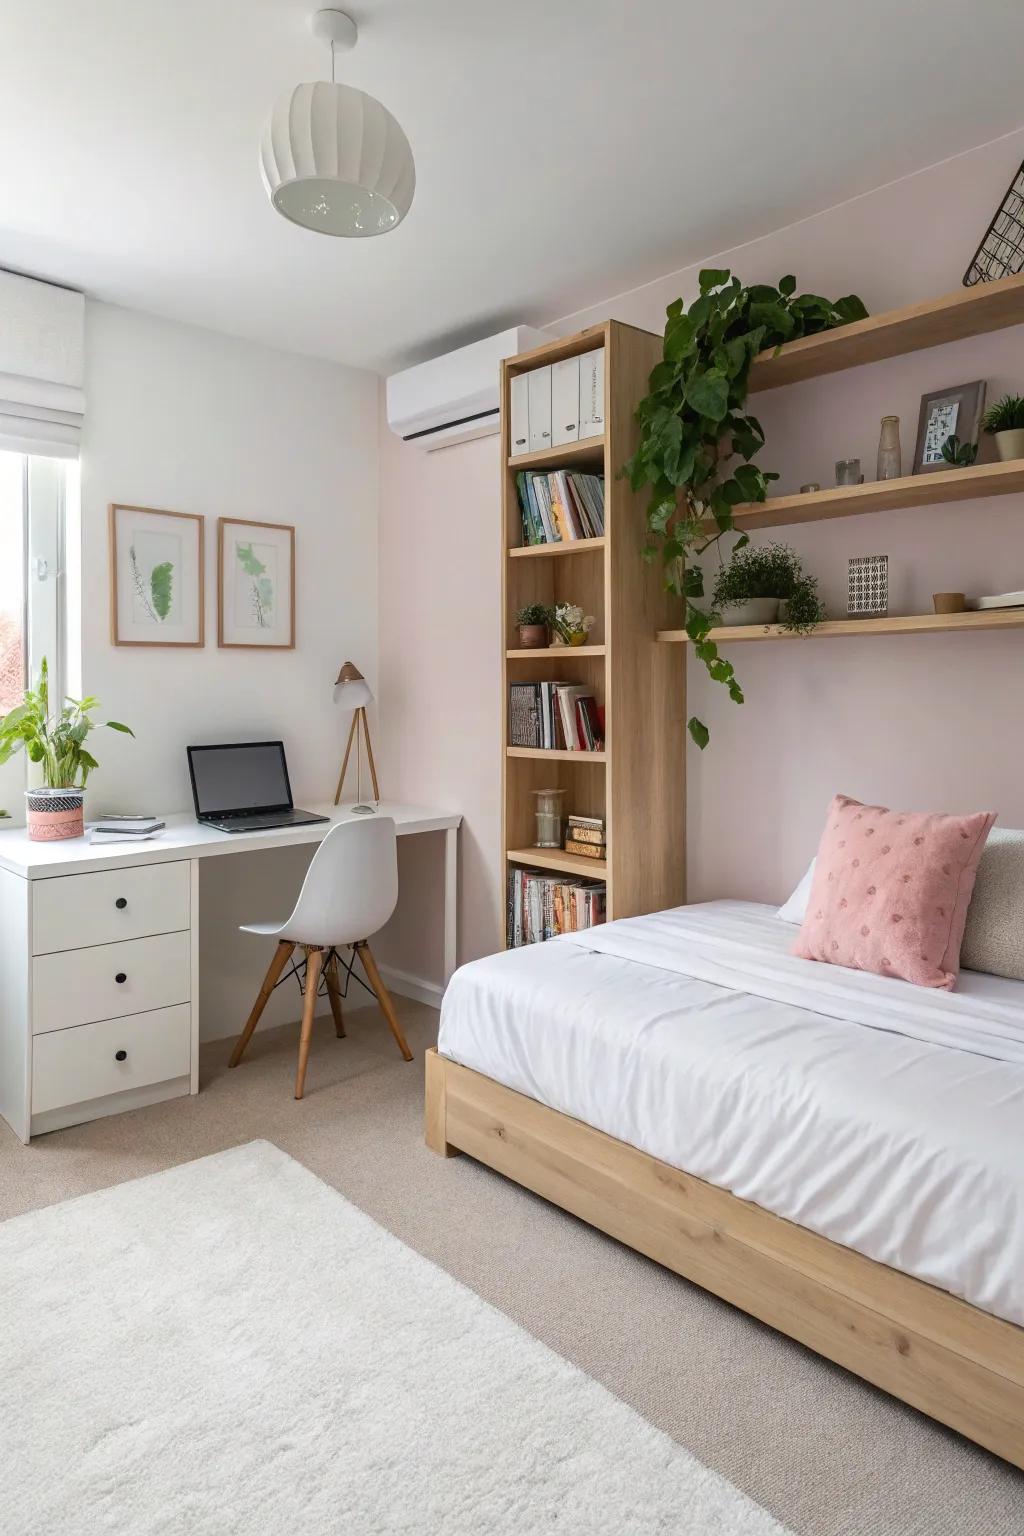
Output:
top-left (717, 598), bottom-right (780, 627)
top-left (994, 428), bottom-right (1024, 463)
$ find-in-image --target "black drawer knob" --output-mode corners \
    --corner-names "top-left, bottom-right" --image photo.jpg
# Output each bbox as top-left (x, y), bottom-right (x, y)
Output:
top-left (115, 972), bottom-right (127, 984)
top-left (115, 897), bottom-right (127, 910)
top-left (114, 1049), bottom-right (127, 1062)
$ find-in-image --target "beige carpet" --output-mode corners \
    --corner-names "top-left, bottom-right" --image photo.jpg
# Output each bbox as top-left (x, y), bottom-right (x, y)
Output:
top-left (1, 999), bottom-right (1021, 1536)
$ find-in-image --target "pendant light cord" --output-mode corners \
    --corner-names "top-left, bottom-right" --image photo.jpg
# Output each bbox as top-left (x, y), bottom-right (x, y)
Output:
top-left (331, 40), bottom-right (336, 84)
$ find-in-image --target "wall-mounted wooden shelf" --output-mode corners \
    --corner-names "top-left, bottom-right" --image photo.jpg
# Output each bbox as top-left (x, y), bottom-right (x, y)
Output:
top-left (506, 746), bottom-right (607, 763)
top-left (658, 609), bottom-right (1024, 644)
top-left (506, 645), bottom-right (606, 659)
top-left (507, 437), bottom-right (605, 470)
top-left (749, 270), bottom-right (1024, 392)
top-left (508, 537), bottom-right (606, 559)
top-left (507, 847), bottom-right (608, 878)
top-left (709, 458), bottom-right (1024, 535)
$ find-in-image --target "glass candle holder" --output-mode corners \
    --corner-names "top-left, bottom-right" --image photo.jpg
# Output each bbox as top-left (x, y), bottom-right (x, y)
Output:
top-left (835, 457), bottom-right (863, 486)
top-left (533, 788), bottom-right (566, 848)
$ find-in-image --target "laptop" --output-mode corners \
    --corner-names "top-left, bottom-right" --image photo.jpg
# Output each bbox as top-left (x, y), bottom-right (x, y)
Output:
top-left (187, 741), bottom-right (329, 834)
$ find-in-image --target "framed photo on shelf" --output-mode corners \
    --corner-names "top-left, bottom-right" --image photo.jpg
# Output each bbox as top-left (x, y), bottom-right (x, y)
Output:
top-left (109, 503), bottom-right (205, 647)
top-left (913, 380), bottom-right (986, 474)
top-left (217, 517), bottom-right (295, 649)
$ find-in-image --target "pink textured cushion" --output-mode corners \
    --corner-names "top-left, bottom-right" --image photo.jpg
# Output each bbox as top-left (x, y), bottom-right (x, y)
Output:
top-left (792, 795), bottom-right (996, 989)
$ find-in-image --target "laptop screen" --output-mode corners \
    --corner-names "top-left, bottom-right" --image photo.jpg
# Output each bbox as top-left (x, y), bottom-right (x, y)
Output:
top-left (188, 742), bottom-right (294, 817)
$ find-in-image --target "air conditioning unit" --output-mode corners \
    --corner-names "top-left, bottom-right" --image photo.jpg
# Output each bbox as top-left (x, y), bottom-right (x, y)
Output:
top-left (386, 326), bottom-right (548, 451)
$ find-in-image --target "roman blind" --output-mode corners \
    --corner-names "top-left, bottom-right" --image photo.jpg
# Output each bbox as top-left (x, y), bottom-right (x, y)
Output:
top-left (0, 269), bottom-right (84, 458)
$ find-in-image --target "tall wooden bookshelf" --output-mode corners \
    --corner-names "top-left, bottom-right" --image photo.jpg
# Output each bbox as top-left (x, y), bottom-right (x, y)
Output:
top-left (501, 321), bottom-right (685, 942)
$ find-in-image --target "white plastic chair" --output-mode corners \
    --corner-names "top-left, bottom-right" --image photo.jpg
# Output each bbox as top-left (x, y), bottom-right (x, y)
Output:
top-left (228, 816), bottom-right (412, 1099)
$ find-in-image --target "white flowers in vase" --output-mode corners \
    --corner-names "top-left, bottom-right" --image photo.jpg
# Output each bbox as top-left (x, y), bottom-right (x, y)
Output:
top-left (551, 603), bottom-right (596, 646)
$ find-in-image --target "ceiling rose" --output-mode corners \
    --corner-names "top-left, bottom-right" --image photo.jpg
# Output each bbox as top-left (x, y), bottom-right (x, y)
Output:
top-left (260, 9), bottom-right (415, 239)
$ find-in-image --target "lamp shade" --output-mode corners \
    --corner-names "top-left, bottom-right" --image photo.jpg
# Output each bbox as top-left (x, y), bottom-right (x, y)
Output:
top-left (260, 81), bottom-right (415, 238)
top-left (334, 660), bottom-right (373, 708)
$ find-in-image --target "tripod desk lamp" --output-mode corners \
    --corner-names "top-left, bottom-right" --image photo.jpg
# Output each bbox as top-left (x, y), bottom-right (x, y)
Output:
top-left (333, 661), bottom-right (379, 814)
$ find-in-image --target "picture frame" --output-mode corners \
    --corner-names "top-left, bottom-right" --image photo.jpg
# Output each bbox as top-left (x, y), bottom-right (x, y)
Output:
top-left (109, 503), bottom-right (205, 648)
top-left (912, 380), bottom-right (986, 474)
top-left (217, 517), bottom-right (295, 649)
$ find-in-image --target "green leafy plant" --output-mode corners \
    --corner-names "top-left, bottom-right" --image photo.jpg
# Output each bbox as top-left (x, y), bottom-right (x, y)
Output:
top-left (711, 542), bottom-right (825, 634)
top-left (515, 603), bottom-right (551, 627)
top-left (623, 268), bottom-right (867, 747)
top-left (940, 434), bottom-right (978, 468)
top-left (0, 659), bottom-right (133, 789)
top-left (982, 394), bottom-right (1024, 434)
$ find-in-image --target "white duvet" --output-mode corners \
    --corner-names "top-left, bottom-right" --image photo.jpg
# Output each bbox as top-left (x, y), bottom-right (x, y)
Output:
top-left (438, 901), bottom-right (1024, 1327)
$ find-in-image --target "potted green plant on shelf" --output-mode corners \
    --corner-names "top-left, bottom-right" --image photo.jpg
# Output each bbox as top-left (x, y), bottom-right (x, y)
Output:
top-left (550, 603), bottom-right (596, 646)
top-left (515, 603), bottom-right (551, 649)
top-left (0, 659), bottom-right (133, 841)
top-left (623, 268), bottom-right (867, 746)
top-left (711, 542), bottom-right (825, 632)
top-left (940, 434), bottom-right (979, 468)
top-left (981, 394), bottom-right (1024, 462)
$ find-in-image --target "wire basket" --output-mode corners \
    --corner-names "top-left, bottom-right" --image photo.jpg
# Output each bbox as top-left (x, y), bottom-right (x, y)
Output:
top-left (963, 160), bottom-right (1024, 286)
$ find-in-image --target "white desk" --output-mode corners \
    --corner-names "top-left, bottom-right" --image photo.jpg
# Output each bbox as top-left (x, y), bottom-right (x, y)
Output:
top-left (0, 801), bottom-right (461, 1142)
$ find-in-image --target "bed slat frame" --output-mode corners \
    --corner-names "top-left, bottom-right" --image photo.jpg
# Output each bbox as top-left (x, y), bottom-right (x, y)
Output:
top-left (425, 1048), bottom-right (1024, 1469)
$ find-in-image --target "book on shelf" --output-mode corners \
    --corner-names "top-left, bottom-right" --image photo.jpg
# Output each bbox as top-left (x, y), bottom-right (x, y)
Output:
top-left (514, 470), bottom-right (604, 546)
top-left (506, 865), bottom-right (606, 947)
top-left (508, 682), bottom-right (604, 751)
top-left (564, 838), bottom-right (604, 860)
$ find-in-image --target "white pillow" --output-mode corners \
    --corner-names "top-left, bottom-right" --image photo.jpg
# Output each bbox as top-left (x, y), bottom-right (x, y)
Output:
top-left (776, 859), bottom-right (815, 924)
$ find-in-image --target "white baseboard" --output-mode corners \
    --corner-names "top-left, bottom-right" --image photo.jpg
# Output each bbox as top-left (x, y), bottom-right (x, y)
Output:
top-left (378, 964), bottom-right (444, 1010)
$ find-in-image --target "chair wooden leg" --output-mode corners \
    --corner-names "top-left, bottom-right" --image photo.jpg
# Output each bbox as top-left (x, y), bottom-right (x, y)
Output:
top-left (229, 940), bottom-right (295, 1068)
top-left (325, 950), bottom-right (346, 1038)
top-left (294, 947), bottom-right (324, 1100)
top-left (356, 940), bottom-right (413, 1062)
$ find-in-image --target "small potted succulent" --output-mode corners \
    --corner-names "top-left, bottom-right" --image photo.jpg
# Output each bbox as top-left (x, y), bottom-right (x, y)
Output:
top-left (515, 603), bottom-right (551, 649)
top-left (711, 542), bottom-right (825, 632)
top-left (0, 659), bottom-right (133, 841)
top-left (550, 602), bottom-right (596, 647)
top-left (981, 394), bottom-right (1024, 463)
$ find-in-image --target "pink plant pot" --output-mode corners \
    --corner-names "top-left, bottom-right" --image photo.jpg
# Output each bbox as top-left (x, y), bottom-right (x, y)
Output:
top-left (25, 788), bottom-right (85, 842)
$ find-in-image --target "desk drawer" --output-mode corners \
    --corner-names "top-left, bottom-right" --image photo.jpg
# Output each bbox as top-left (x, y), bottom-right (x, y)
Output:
top-left (32, 931), bottom-right (191, 1034)
top-left (32, 861), bottom-right (190, 955)
top-left (32, 1005), bottom-right (191, 1114)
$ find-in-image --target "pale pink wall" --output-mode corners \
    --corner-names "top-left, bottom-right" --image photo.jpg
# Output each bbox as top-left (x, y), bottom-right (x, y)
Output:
top-left (375, 428), bottom-right (504, 979)
top-left (379, 127), bottom-right (1024, 977)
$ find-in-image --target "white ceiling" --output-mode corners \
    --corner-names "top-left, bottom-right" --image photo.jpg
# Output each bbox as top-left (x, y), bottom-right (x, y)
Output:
top-left (2, 0), bottom-right (1023, 375)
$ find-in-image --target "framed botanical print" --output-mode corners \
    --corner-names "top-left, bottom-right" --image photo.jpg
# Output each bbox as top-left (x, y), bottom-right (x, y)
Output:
top-left (912, 380), bottom-right (986, 474)
top-left (217, 517), bottom-right (295, 649)
top-left (109, 504), bottom-right (205, 647)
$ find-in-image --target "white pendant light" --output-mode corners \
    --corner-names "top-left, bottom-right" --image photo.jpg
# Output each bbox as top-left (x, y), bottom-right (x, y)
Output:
top-left (261, 9), bottom-right (415, 238)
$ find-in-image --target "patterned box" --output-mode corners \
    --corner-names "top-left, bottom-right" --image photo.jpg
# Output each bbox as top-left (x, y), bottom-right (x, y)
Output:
top-left (848, 554), bottom-right (888, 619)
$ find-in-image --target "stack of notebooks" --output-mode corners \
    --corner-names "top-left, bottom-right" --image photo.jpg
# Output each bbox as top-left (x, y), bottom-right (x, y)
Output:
top-left (88, 815), bottom-right (165, 845)
top-left (515, 471), bottom-right (604, 545)
top-left (509, 682), bottom-right (603, 752)
top-left (564, 814), bottom-right (605, 861)
top-left (507, 866), bottom-right (607, 947)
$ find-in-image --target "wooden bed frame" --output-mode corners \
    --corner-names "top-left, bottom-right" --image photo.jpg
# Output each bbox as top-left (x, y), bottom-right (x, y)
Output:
top-left (425, 1048), bottom-right (1024, 1469)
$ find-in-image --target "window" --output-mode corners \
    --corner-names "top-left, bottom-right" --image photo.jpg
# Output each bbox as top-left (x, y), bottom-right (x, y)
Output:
top-left (0, 451), bottom-right (71, 812)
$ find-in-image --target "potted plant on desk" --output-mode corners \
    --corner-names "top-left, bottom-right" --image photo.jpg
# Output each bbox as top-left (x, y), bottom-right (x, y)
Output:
top-left (0, 659), bottom-right (133, 841)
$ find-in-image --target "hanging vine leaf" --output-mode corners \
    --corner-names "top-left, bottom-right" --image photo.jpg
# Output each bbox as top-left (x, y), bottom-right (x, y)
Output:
top-left (623, 270), bottom-right (867, 748)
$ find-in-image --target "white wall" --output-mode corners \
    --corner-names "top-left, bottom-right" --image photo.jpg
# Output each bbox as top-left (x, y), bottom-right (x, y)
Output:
top-left (79, 302), bottom-right (380, 1037)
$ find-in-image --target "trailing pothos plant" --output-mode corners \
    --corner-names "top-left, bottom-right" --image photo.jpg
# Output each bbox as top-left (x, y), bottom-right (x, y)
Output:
top-left (623, 269), bottom-right (867, 747)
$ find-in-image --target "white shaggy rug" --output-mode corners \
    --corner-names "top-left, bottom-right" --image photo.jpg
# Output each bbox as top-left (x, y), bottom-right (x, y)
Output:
top-left (0, 1141), bottom-right (792, 1535)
